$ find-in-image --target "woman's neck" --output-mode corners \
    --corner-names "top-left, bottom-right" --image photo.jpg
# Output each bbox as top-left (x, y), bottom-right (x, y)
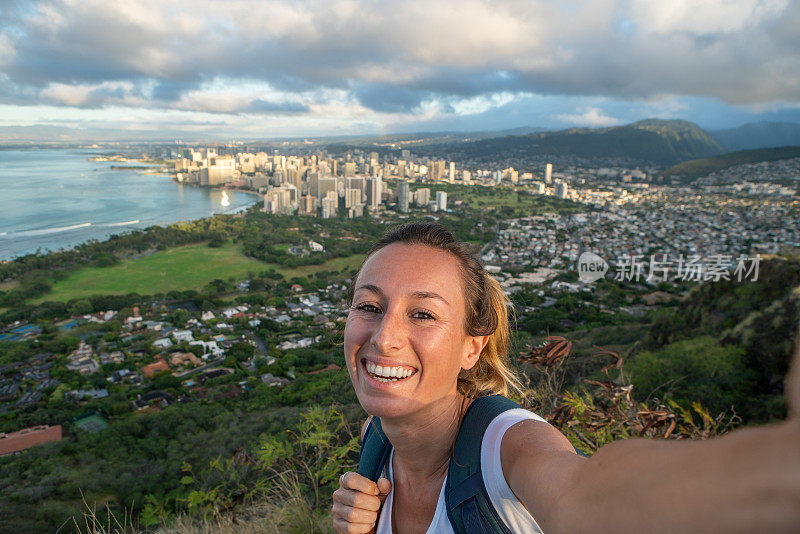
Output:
top-left (380, 392), bottom-right (472, 484)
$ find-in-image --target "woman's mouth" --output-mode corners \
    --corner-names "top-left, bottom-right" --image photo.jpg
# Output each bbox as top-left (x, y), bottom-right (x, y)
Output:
top-left (362, 359), bottom-right (417, 383)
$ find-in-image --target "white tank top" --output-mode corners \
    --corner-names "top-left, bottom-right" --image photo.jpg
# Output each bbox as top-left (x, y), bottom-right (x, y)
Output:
top-left (374, 408), bottom-right (547, 533)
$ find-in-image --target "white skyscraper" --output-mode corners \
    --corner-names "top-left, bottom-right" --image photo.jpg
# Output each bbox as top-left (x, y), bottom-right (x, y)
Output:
top-left (436, 191), bottom-right (447, 211)
top-left (545, 163), bottom-right (553, 184)
top-left (366, 176), bottom-right (382, 209)
top-left (449, 161), bottom-right (455, 183)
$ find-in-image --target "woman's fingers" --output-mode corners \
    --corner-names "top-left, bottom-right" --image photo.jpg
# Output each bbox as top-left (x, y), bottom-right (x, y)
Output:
top-left (332, 472), bottom-right (390, 533)
top-left (335, 488), bottom-right (382, 511)
top-left (786, 324), bottom-right (800, 419)
top-left (332, 516), bottom-right (375, 534)
top-left (376, 477), bottom-right (391, 497)
top-left (332, 500), bottom-right (380, 523)
top-left (341, 471), bottom-right (380, 495)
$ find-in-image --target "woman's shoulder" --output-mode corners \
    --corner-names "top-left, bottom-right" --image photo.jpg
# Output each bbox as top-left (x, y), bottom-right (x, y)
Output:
top-left (494, 409), bottom-right (585, 529)
top-left (496, 408), bottom-right (573, 454)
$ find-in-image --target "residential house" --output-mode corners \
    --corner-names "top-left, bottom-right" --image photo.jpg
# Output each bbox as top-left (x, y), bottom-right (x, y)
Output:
top-left (141, 359), bottom-right (170, 378)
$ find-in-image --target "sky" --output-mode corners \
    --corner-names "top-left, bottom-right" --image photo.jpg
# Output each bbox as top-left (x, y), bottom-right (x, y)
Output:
top-left (1, 0), bottom-right (799, 140)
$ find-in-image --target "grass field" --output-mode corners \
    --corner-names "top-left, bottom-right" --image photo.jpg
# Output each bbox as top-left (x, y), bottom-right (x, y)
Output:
top-left (33, 242), bottom-right (364, 303)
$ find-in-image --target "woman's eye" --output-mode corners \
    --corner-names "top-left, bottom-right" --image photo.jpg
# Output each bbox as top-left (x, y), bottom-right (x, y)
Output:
top-left (412, 310), bottom-right (435, 320)
top-left (354, 303), bottom-right (381, 313)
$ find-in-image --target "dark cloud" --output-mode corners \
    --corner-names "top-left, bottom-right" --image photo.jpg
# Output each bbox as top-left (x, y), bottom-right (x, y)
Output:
top-left (352, 85), bottom-right (428, 113)
top-left (0, 0), bottom-right (797, 117)
top-left (152, 80), bottom-right (202, 102)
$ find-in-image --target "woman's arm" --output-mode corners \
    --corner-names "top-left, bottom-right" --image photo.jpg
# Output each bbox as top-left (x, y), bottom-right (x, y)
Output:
top-left (503, 331), bottom-right (800, 533)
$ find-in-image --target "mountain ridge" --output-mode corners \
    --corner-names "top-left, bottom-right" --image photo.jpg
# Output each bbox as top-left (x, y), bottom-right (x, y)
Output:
top-left (409, 118), bottom-right (724, 165)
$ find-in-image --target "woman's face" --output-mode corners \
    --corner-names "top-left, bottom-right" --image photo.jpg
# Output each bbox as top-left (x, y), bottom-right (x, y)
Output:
top-left (344, 243), bottom-right (486, 418)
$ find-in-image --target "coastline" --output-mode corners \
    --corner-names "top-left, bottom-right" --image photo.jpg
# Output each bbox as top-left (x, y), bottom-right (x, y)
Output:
top-left (0, 150), bottom-right (261, 261)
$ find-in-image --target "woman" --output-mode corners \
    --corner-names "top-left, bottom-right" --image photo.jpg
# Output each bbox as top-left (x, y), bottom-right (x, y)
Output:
top-left (331, 222), bottom-right (800, 533)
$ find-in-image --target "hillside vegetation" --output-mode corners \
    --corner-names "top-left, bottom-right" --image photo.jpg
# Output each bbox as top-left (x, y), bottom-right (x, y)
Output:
top-left (415, 119), bottom-right (723, 165)
top-left (660, 145), bottom-right (800, 181)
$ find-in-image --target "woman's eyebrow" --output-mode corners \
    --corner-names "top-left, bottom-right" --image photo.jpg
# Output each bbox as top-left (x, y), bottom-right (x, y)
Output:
top-left (354, 283), bottom-right (383, 297)
top-left (354, 285), bottom-right (449, 306)
top-left (411, 291), bottom-right (450, 306)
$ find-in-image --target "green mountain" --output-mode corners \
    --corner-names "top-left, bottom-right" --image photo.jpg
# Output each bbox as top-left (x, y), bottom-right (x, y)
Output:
top-left (711, 121), bottom-right (800, 151)
top-left (660, 145), bottom-right (800, 182)
top-left (415, 119), bottom-right (724, 165)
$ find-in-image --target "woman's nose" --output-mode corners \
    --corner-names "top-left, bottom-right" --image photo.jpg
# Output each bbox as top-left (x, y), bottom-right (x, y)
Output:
top-left (371, 306), bottom-right (407, 353)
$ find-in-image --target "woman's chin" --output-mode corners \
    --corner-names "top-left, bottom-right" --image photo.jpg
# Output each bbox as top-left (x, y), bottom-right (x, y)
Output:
top-left (357, 393), bottom-right (421, 419)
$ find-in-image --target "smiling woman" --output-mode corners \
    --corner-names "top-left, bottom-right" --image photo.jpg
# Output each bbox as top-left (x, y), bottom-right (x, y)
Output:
top-left (331, 222), bottom-right (800, 534)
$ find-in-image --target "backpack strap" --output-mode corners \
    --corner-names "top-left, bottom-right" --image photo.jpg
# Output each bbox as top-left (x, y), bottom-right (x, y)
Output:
top-left (357, 416), bottom-right (393, 482)
top-left (445, 394), bottom-right (519, 534)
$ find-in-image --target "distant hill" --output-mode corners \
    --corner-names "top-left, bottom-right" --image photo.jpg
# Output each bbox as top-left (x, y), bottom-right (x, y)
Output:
top-left (660, 146), bottom-right (800, 181)
top-left (413, 119), bottom-right (723, 165)
top-left (711, 121), bottom-right (800, 151)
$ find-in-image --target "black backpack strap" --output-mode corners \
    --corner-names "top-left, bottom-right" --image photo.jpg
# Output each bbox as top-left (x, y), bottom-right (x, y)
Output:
top-left (357, 416), bottom-right (393, 482)
top-left (445, 394), bottom-right (519, 534)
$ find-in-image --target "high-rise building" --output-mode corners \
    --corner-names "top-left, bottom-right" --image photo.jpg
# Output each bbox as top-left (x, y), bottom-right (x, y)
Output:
top-left (345, 188), bottom-right (362, 208)
top-left (299, 195), bottom-right (317, 215)
top-left (555, 181), bottom-right (568, 199)
top-left (346, 176), bottom-right (364, 196)
top-left (344, 162), bottom-right (356, 177)
top-left (263, 186), bottom-right (295, 215)
top-left (397, 181), bottom-right (410, 213)
top-left (366, 176), bottom-right (382, 209)
top-left (449, 162), bottom-right (455, 183)
top-left (401, 149), bottom-right (411, 160)
top-left (436, 191), bottom-right (447, 211)
top-left (430, 160), bottom-right (446, 182)
top-left (545, 163), bottom-right (553, 184)
top-left (286, 166), bottom-right (303, 191)
top-left (533, 181), bottom-right (545, 194)
top-left (314, 176), bottom-right (337, 201)
top-left (324, 190), bottom-right (338, 209)
top-left (321, 196), bottom-right (336, 219)
top-left (415, 187), bottom-right (430, 207)
top-left (281, 182), bottom-right (299, 203)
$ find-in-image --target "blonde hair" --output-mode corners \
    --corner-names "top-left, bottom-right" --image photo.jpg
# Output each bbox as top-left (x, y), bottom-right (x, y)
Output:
top-left (348, 222), bottom-right (524, 399)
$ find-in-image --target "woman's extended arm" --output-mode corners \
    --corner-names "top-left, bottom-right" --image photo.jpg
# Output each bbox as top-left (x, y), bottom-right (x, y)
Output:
top-left (503, 330), bottom-right (800, 533)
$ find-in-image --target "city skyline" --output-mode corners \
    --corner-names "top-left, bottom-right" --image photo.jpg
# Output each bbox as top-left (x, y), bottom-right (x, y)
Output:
top-left (1, 0), bottom-right (799, 140)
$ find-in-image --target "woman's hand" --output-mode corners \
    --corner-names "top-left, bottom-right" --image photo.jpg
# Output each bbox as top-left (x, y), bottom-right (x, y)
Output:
top-left (332, 471), bottom-right (392, 534)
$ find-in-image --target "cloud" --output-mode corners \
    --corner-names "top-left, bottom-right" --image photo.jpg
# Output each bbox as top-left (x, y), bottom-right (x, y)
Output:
top-left (0, 0), bottom-right (798, 131)
top-left (555, 108), bottom-right (621, 127)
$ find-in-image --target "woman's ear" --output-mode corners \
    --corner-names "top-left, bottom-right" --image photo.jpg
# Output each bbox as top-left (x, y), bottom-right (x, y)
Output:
top-left (462, 335), bottom-right (490, 370)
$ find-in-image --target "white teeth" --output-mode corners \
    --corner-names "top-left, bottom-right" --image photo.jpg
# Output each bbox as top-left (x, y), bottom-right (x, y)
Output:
top-left (364, 361), bottom-right (415, 381)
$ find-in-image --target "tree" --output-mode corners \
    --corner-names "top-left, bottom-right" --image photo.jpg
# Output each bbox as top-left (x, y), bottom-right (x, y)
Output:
top-left (68, 299), bottom-right (93, 316)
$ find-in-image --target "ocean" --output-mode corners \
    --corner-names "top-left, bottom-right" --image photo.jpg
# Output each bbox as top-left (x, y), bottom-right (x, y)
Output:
top-left (0, 149), bottom-right (260, 260)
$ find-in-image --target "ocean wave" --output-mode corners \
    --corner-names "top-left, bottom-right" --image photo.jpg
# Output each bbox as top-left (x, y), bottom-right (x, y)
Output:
top-left (1, 222), bottom-right (91, 238)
